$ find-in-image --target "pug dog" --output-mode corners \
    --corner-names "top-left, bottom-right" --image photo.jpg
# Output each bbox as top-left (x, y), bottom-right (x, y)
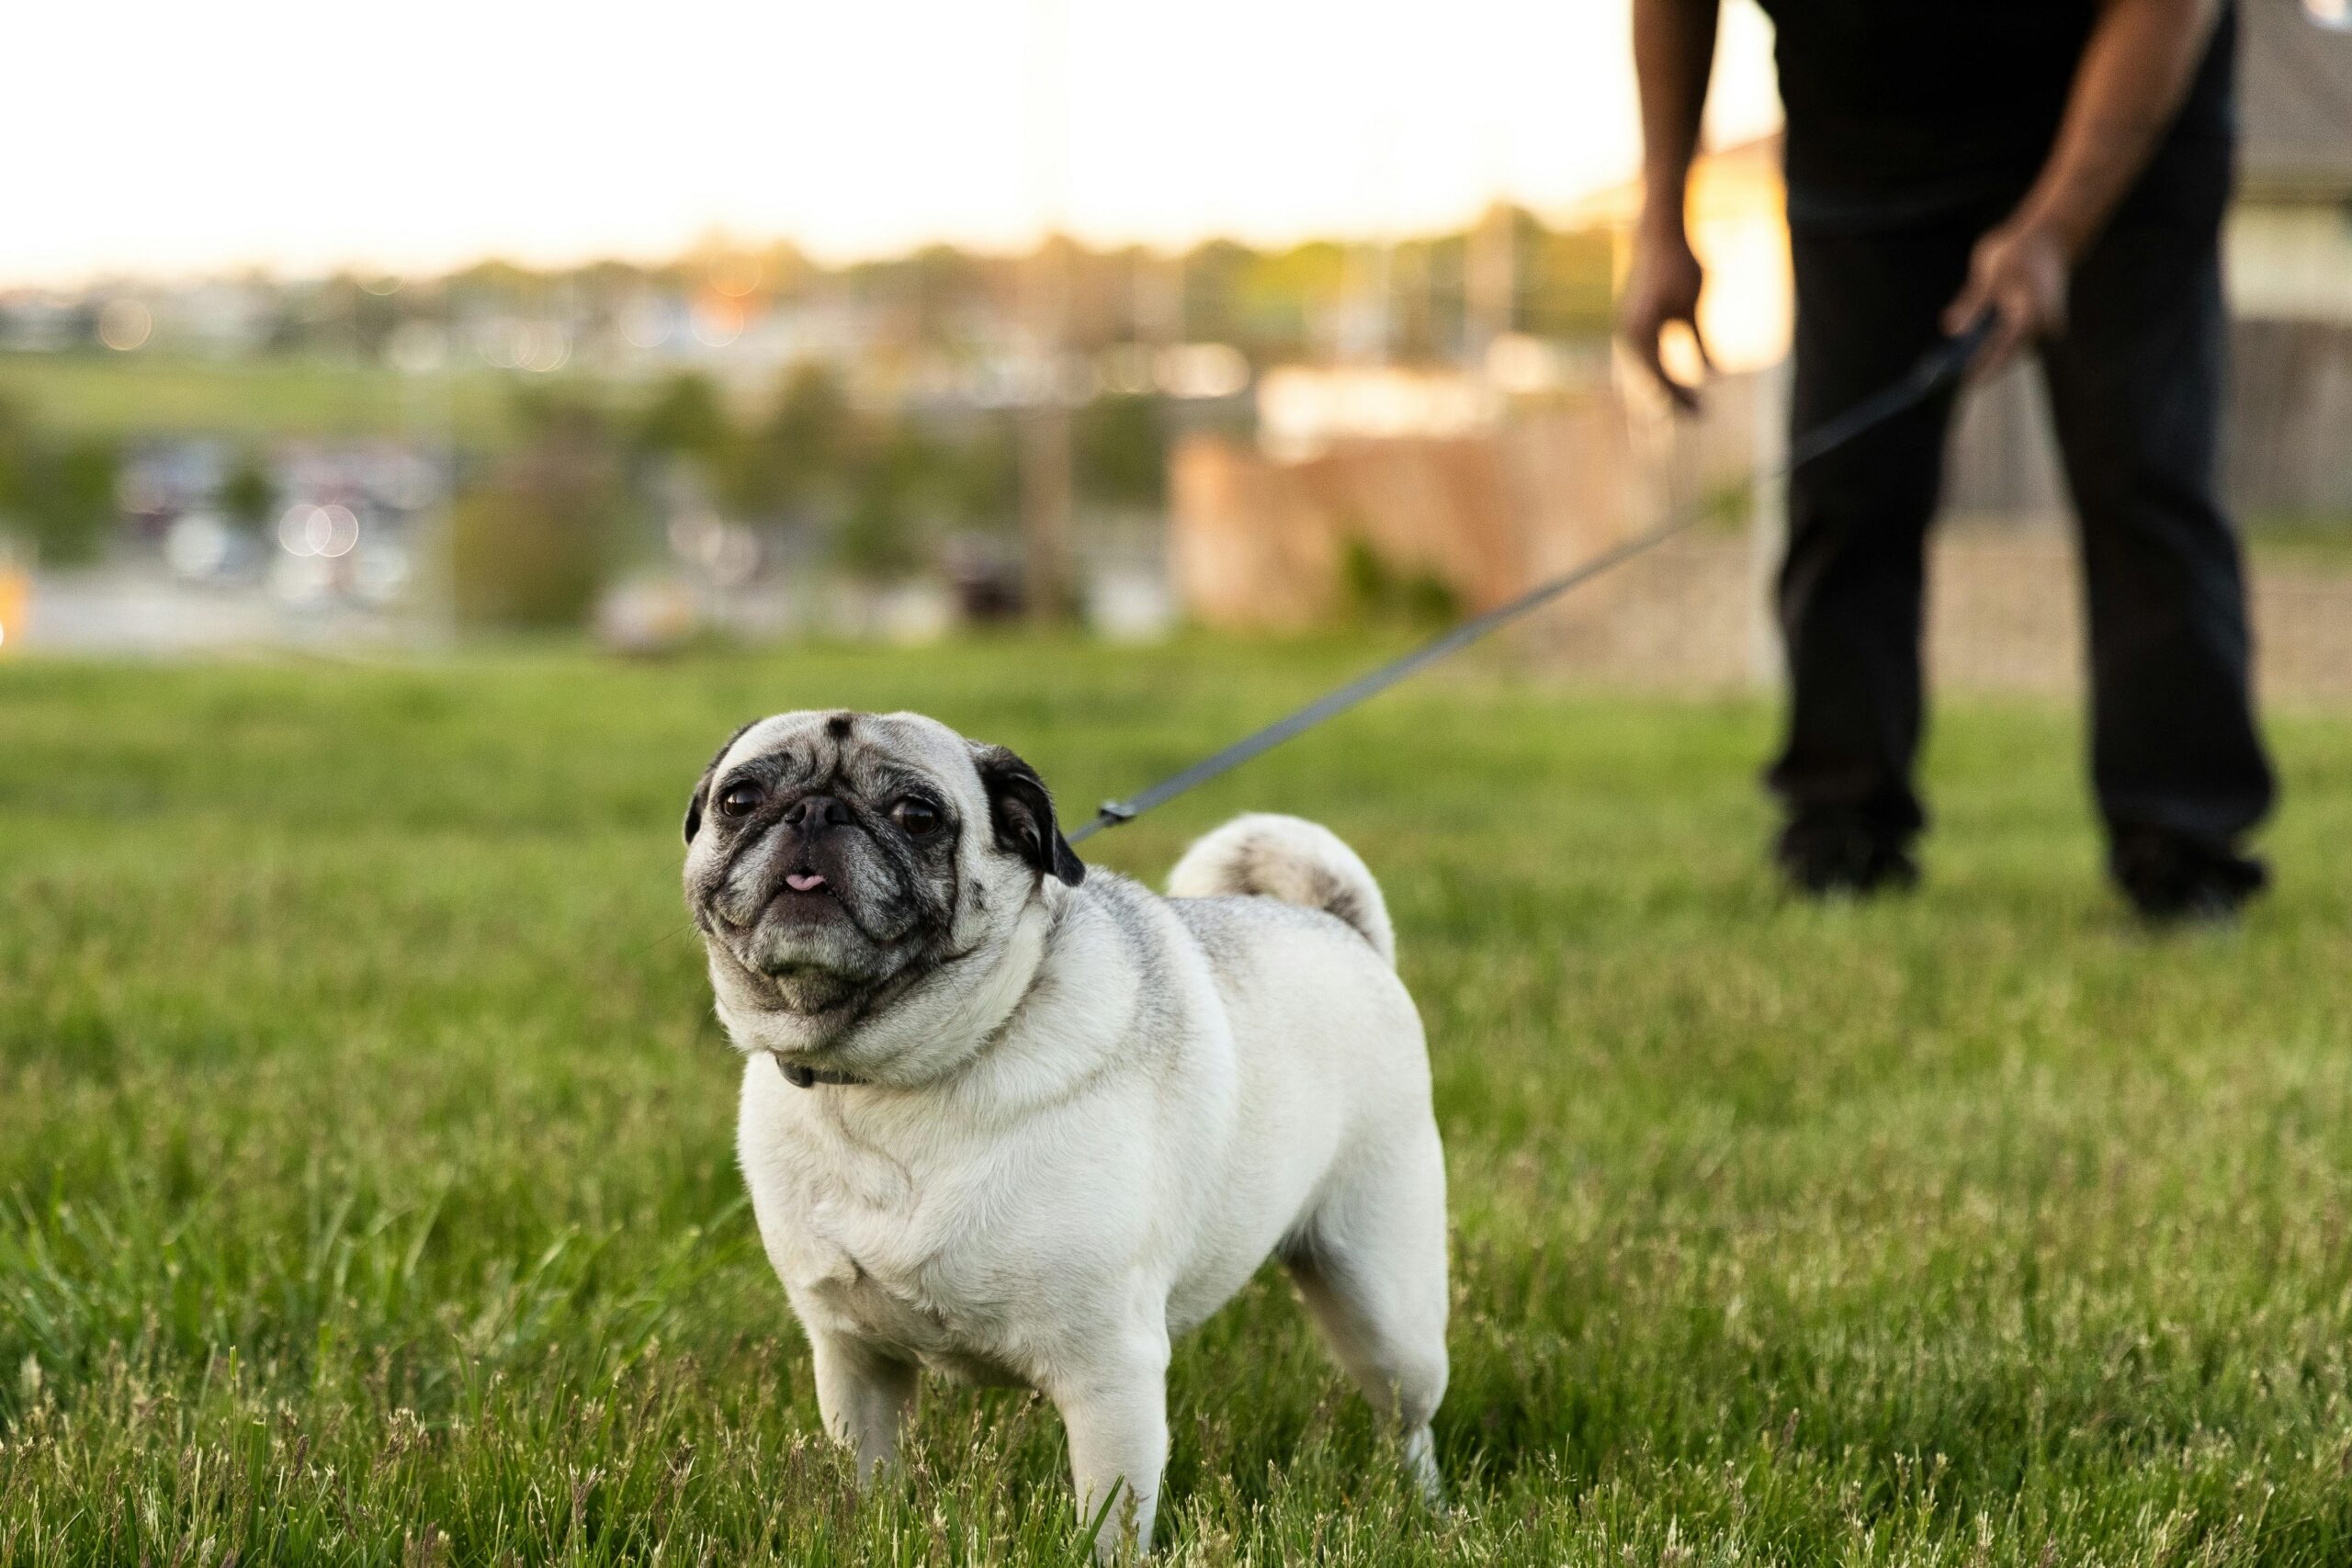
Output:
top-left (683, 710), bottom-right (1448, 1557)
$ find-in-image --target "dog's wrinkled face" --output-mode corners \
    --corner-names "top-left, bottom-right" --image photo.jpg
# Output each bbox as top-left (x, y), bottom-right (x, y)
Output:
top-left (683, 710), bottom-right (1081, 1073)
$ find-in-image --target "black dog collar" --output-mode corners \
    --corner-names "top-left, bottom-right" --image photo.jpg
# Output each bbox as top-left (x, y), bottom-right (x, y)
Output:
top-left (775, 1056), bottom-right (867, 1089)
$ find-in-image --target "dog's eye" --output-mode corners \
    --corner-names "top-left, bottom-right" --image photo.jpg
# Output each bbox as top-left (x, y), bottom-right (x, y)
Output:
top-left (890, 798), bottom-right (943, 837)
top-left (718, 781), bottom-right (765, 819)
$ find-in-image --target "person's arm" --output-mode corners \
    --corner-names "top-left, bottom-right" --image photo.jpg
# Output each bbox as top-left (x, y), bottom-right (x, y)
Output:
top-left (1944, 0), bottom-right (2226, 373)
top-left (1621, 0), bottom-right (1723, 410)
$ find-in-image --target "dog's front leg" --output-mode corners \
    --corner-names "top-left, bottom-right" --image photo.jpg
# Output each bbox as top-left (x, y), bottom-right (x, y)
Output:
top-left (1052, 1330), bottom-right (1170, 1561)
top-left (809, 1330), bottom-right (918, 1485)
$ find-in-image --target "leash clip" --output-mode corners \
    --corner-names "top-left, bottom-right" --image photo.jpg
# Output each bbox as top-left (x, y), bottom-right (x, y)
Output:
top-left (1095, 800), bottom-right (1138, 827)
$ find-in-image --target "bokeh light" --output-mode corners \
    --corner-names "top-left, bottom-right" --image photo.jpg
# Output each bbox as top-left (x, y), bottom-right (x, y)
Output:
top-left (97, 299), bottom-right (152, 350)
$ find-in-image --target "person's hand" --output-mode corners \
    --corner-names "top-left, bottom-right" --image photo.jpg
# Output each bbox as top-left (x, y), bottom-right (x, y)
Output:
top-left (1942, 213), bottom-right (2071, 378)
top-left (1618, 216), bottom-right (1712, 412)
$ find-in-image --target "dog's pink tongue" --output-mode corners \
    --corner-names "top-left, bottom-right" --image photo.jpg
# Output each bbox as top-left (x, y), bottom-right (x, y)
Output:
top-left (786, 872), bottom-right (828, 893)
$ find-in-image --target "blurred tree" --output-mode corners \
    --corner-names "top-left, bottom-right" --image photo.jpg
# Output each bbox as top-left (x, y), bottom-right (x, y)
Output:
top-left (634, 372), bottom-right (733, 463)
top-left (727, 363), bottom-right (853, 519)
top-left (0, 397), bottom-right (27, 509)
top-left (1521, 228), bottom-right (1616, 340)
top-left (218, 452), bottom-right (276, 535)
top-left (28, 442), bottom-right (119, 566)
top-left (0, 399), bottom-right (119, 566)
top-left (900, 244), bottom-right (992, 347)
top-left (1245, 243), bottom-right (1348, 340)
top-left (1177, 241), bottom-right (1259, 352)
top-left (447, 391), bottom-right (625, 626)
top-left (508, 382), bottom-right (616, 447)
top-left (1340, 536), bottom-right (1459, 628)
top-left (835, 426), bottom-right (952, 581)
top-left (835, 491), bottom-right (918, 582)
top-left (943, 415), bottom-right (1019, 531)
top-left (0, 403), bottom-right (28, 560)
top-left (1074, 395), bottom-right (1165, 510)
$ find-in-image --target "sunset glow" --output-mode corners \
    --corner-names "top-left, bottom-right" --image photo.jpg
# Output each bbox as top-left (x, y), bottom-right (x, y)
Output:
top-left (1, 0), bottom-right (1780, 284)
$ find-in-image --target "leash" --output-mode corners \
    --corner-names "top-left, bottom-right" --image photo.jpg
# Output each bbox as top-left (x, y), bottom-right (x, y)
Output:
top-left (1066, 320), bottom-right (1993, 846)
top-left (775, 324), bottom-right (1988, 1089)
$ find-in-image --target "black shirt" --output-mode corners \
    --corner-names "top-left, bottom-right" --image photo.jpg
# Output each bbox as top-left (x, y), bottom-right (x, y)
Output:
top-left (1755, 0), bottom-right (2237, 230)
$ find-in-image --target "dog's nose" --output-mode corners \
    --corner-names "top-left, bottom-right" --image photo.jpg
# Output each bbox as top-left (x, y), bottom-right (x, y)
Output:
top-left (782, 795), bottom-right (853, 832)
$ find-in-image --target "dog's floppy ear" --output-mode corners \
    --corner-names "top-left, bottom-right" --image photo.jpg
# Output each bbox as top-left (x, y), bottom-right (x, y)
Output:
top-left (684, 722), bottom-right (757, 845)
top-left (971, 743), bottom-right (1084, 886)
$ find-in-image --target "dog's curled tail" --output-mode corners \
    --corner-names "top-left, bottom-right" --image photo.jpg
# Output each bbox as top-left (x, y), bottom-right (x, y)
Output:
top-left (1167, 813), bottom-right (1396, 966)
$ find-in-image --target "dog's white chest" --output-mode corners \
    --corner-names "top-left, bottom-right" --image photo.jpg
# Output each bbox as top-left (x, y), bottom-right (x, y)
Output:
top-left (744, 1106), bottom-right (1031, 1384)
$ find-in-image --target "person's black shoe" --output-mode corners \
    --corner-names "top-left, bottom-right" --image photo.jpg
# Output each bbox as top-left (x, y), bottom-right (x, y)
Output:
top-left (1774, 817), bottom-right (1919, 900)
top-left (2109, 827), bottom-right (2267, 924)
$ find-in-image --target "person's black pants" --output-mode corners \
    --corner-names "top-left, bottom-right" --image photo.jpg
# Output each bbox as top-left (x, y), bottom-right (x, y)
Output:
top-left (1768, 197), bottom-right (2275, 856)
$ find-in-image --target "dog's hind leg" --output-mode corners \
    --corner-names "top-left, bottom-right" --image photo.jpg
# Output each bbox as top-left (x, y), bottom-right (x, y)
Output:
top-left (1283, 1123), bottom-right (1450, 1505)
top-left (810, 1329), bottom-right (920, 1485)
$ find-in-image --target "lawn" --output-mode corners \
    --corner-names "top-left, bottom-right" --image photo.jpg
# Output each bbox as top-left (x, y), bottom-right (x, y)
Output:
top-left (3, 641), bottom-right (2350, 1565)
top-left (0, 354), bottom-right (547, 449)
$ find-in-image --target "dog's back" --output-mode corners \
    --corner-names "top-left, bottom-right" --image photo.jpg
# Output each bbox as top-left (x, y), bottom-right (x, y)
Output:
top-left (1160, 813), bottom-right (1447, 1501)
top-left (1166, 812), bottom-right (1396, 966)
top-left (1161, 812), bottom-right (1415, 1108)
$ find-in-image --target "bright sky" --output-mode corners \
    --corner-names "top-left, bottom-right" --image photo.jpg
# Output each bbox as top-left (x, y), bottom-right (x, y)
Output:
top-left (1, 0), bottom-right (1780, 287)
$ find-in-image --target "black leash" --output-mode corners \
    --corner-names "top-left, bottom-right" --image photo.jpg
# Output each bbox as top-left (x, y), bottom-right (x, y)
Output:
top-left (1066, 321), bottom-right (1993, 846)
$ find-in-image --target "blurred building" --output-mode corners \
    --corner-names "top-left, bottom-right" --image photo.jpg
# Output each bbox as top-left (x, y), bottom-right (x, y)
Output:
top-left (1939, 0), bottom-right (2352, 520)
top-left (2221, 0), bottom-right (2352, 517)
top-left (1165, 4), bottom-right (2352, 696)
top-left (2231, 0), bottom-right (2352, 323)
top-left (1170, 128), bottom-right (1785, 635)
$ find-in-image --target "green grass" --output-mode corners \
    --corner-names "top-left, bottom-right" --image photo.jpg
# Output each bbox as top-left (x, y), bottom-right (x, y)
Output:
top-left (0, 353), bottom-right (548, 448)
top-left (3, 640), bottom-right (2350, 1565)
top-left (2244, 516), bottom-right (2352, 569)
